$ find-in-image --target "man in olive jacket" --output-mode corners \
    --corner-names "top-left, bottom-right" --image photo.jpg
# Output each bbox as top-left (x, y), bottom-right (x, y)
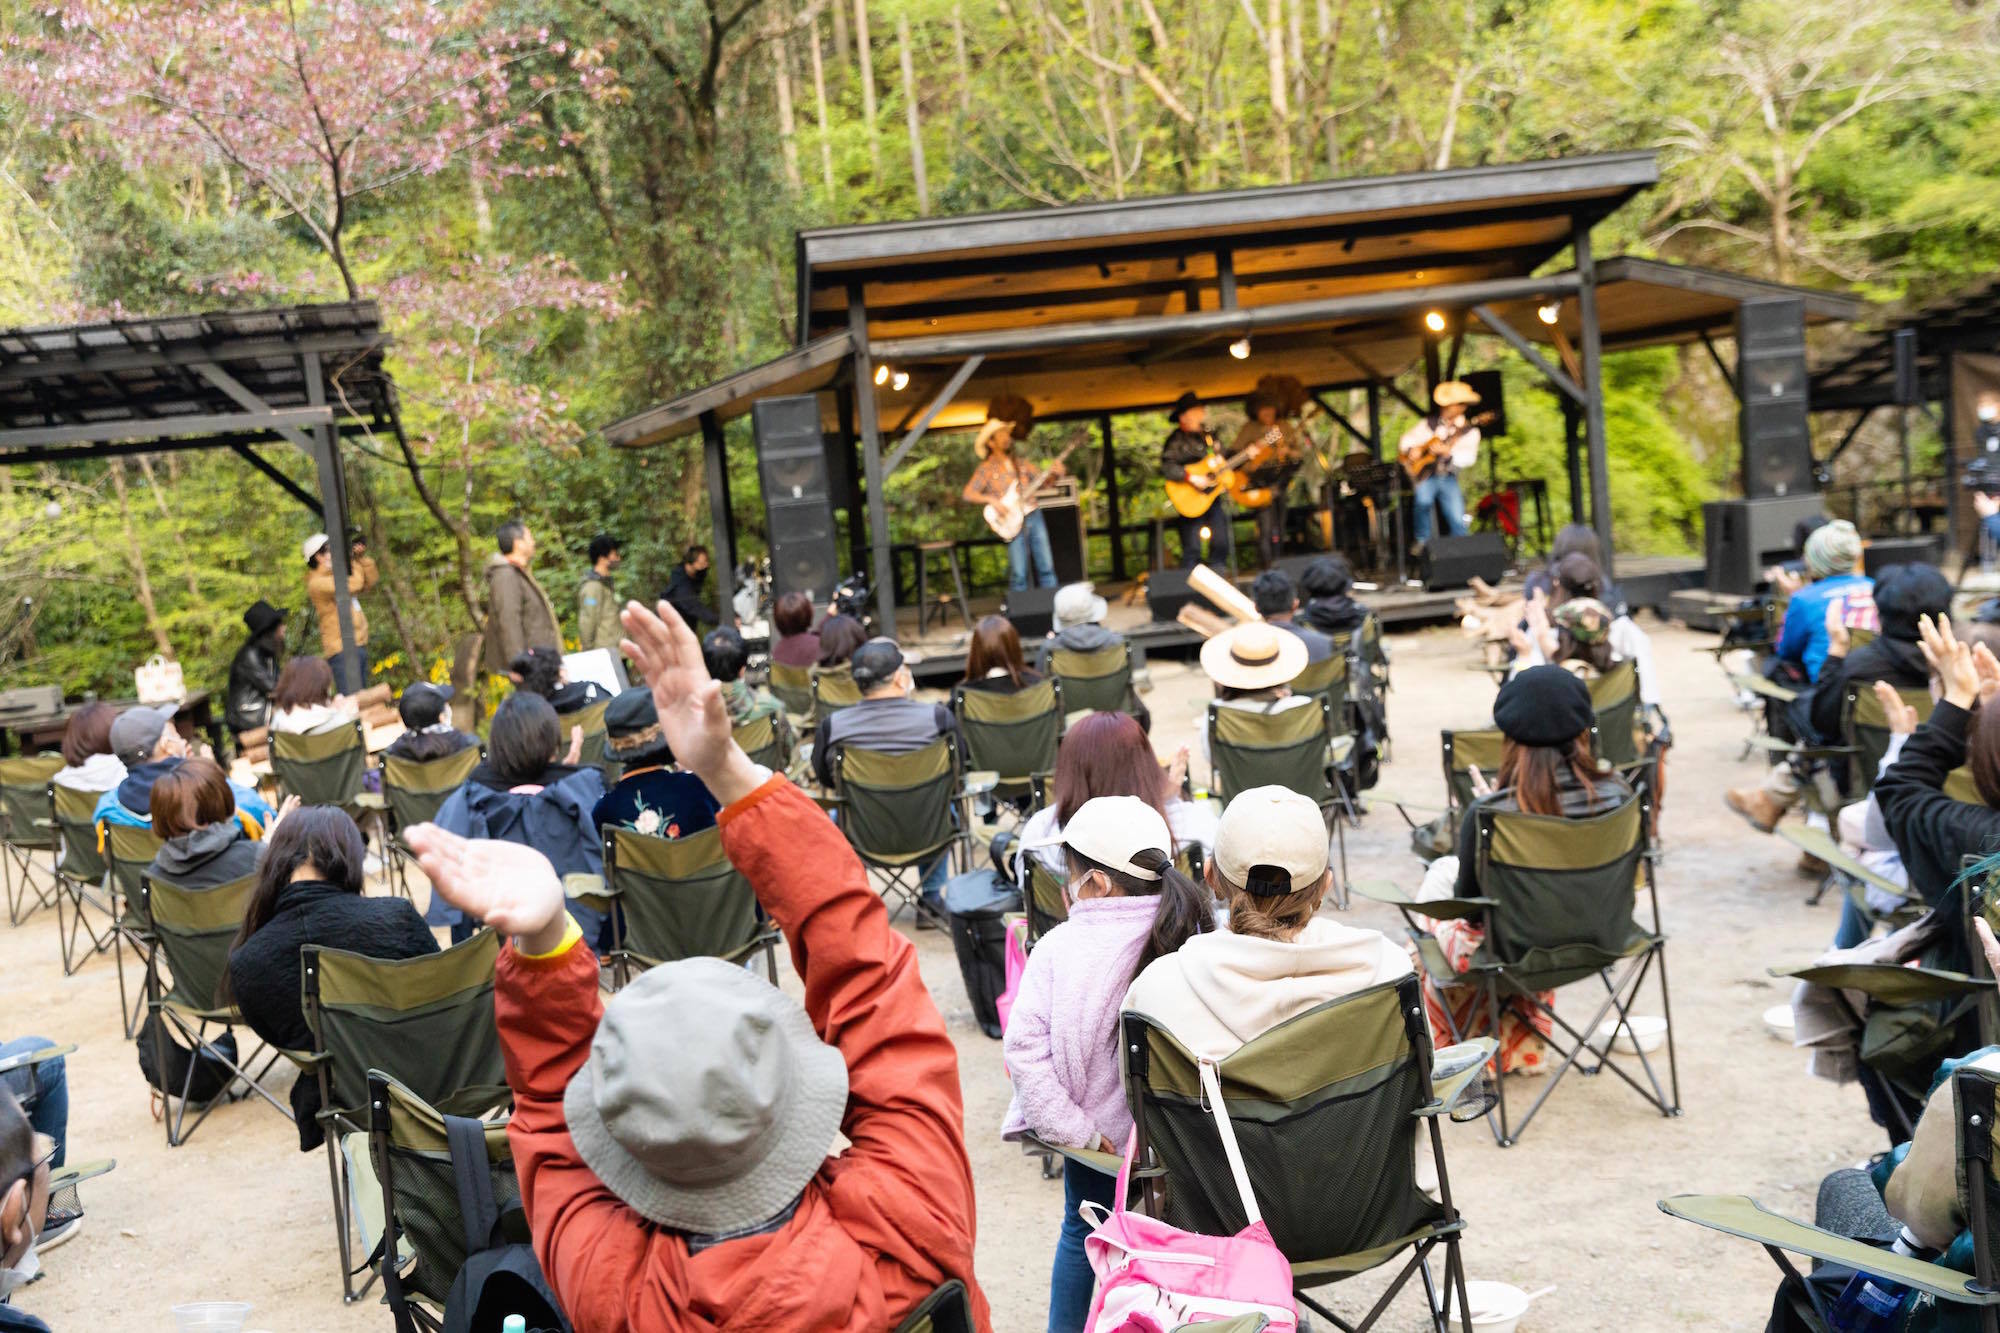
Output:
top-left (484, 518), bottom-right (562, 675)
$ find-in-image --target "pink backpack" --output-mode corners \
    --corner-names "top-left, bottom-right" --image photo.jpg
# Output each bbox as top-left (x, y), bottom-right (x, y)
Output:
top-left (1081, 1059), bottom-right (1298, 1332)
top-left (996, 916), bottom-right (1030, 1034)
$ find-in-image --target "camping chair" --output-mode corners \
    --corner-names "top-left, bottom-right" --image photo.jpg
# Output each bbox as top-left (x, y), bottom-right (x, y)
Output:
top-left (1018, 840), bottom-right (1204, 948)
top-left (732, 712), bottom-right (797, 779)
top-left (47, 783), bottom-right (116, 976)
top-left (598, 824), bottom-right (780, 989)
top-left (0, 753), bottom-right (62, 925)
top-left (1358, 792), bottom-right (1679, 1146)
top-left (1122, 976), bottom-right (1495, 1331)
top-left (812, 662), bottom-right (863, 718)
top-left (892, 1280), bottom-right (973, 1333)
top-left (1781, 823), bottom-right (1924, 941)
top-left (272, 721), bottom-right (389, 852)
top-left (827, 735), bottom-right (970, 928)
top-left (1288, 653), bottom-right (1349, 717)
top-left (105, 823), bottom-right (163, 1039)
top-left (369, 1070), bottom-right (522, 1333)
top-left (1206, 699), bottom-right (1354, 898)
top-left (769, 660), bottom-right (815, 720)
top-left (951, 678), bottom-right (1064, 817)
top-left (139, 870), bottom-right (293, 1147)
top-left (0, 1042), bottom-right (115, 1245)
top-left (569, 696), bottom-right (616, 786)
top-left (380, 745), bottom-right (484, 900)
top-left (1968, 874), bottom-right (2000, 1049)
top-left (1661, 1057), bottom-right (2000, 1333)
top-left (1049, 642), bottom-right (1136, 716)
top-left (300, 931), bottom-right (508, 1304)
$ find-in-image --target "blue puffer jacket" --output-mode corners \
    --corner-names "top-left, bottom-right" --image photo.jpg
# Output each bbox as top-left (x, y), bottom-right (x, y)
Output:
top-left (425, 764), bottom-right (605, 927)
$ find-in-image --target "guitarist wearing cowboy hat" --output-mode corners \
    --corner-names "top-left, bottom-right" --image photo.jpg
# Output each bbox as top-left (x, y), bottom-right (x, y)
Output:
top-left (1397, 379), bottom-right (1484, 549)
top-left (961, 394), bottom-right (1063, 591)
top-left (1159, 390), bottom-right (1234, 571)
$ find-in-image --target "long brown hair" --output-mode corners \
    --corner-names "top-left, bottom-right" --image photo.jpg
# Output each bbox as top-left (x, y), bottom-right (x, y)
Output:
top-left (149, 758), bottom-right (235, 839)
top-left (1497, 733), bottom-right (1605, 817)
top-left (965, 615), bottom-right (1030, 687)
top-left (272, 656), bottom-right (334, 713)
top-left (60, 701), bottom-right (117, 768)
top-left (1052, 712), bottom-right (1172, 831)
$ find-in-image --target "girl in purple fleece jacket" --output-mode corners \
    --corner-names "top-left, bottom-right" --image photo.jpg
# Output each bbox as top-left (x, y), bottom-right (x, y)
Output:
top-left (1001, 795), bottom-right (1211, 1333)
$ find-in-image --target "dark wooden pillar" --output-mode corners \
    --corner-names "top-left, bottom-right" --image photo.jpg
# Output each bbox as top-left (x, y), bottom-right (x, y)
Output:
top-left (1574, 220), bottom-right (1614, 580)
top-left (1100, 413), bottom-right (1125, 582)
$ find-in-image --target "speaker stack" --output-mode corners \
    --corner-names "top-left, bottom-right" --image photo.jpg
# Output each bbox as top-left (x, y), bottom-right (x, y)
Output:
top-left (751, 395), bottom-right (841, 605)
top-left (1702, 494), bottom-right (1826, 595)
top-left (1420, 532), bottom-right (1511, 591)
top-left (1738, 299), bottom-right (1816, 499)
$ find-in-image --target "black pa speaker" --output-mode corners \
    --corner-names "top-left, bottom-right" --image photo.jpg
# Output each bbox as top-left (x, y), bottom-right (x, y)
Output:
top-left (1146, 567), bottom-right (1230, 623)
top-left (1039, 502), bottom-right (1088, 586)
top-left (1421, 532), bottom-right (1510, 591)
top-left (1460, 369), bottom-right (1507, 437)
top-left (1702, 495), bottom-right (1828, 595)
top-left (1002, 587), bottom-right (1059, 639)
top-left (1738, 300), bottom-right (1816, 499)
top-left (753, 395), bottom-right (841, 605)
top-left (1863, 536), bottom-right (1943, 577)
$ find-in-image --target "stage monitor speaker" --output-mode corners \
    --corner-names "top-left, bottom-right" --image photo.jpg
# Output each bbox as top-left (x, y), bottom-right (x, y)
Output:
top-left (1864, 536), bottom-right (1943, 577)
top-left (1460, 369), bottom-right (1507, 436)
top-left (1738, 299), bottom-right (1816, 499)
top-left (752, 395), bottom-right (841, 604)
top-left (1702, 495), bottom-right (1827, 595)
top-left (1039, 501), bottom-right (1089, 586)
top-left (1893, 328), bottom-right (1921, 408)
top-left (1146, 567), bottom-right (1229, 623)
top-left (1002, 587), bottom-right (1059, 639)
top-left (1421, 532), bottom-right (1510, 591)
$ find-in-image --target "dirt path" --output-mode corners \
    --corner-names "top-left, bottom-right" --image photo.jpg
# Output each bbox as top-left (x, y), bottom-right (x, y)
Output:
top-left (4, 619), bottom-right (1879, 1330)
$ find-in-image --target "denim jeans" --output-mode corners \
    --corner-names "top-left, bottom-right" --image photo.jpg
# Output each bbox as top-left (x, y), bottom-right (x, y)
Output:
top-left (1834, 893), bottom-right (1893, 951)
top-left (1176, 506), bottom-right (1234, 571)
top-left (0, 1036), bottom-right (67, 1169)
top-left (1008, 508), bottom-right (1059, 591)
top-left (1412, 472), bottom-right (1469, 544)
top-left (328, 644), bottom-right (371, 694)
top-left (1050, 1158), bottom-right (1118, 1331)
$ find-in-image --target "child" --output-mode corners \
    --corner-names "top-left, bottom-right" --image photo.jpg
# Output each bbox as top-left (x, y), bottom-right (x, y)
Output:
top-left (1002, 796), bottom-right (1213, 1333)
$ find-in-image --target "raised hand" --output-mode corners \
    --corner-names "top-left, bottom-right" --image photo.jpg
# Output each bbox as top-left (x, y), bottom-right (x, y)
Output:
top-left (403, 822), bottom-right (569, 953)
top-left (1824, 599), bottom-right (1850, 658)
top-left (1975, 643), bottom-right (2000, 703)
top-left (1979, 918), bottom-right (2000, 983)
top-left (619, 599), bottom-right (764, 805)
top-left (1164, 745), bottom-right (1190, 795)
top-left (564, 724), bottom-right (584, 767)
top-left (1873, 680), bottom-right (1919, 736)
top-left (1920, 614), bottom-right (1980, 709)
top-left (267, 794), bottom-right (302, 833)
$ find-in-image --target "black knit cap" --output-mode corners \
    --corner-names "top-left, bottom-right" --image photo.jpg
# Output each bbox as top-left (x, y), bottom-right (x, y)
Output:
top-left (1492, 665), bottom-right (1594, 747)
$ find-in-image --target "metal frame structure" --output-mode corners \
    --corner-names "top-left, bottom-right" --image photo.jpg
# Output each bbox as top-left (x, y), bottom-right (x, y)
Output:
top-left (0, 304), bottom-right (396, 690)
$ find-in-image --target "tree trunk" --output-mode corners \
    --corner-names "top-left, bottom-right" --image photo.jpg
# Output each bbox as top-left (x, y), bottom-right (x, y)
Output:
top-left (831, 0), bottom-right (850, 66)
top-left (773, 33), bottom-right (802, 190)
top-left (855, 0), bottom-right (881, 180)
top-left (810, 15), bottom-right (837, 195)
top-left (1266, 0), bottom-right (1293, 182)
top-left (132, 453), bottom-right (201, 605)
top-left (108, 460), bottom-right (172, 657)
top-left (469, 162), bottom-right (493, 238)
top-left (347, 459), bottom-right (424, 674)
top-left (1083, 0), bottom-right (1125, 198)
top-left (951, 4), bottom-right (972, 115)
top-left (897, 14), bottom-right (929, 214)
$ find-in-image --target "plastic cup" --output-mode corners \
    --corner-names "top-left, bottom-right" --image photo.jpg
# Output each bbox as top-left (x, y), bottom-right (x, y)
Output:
top-left (171, 1302), bottom-right (253, 1333)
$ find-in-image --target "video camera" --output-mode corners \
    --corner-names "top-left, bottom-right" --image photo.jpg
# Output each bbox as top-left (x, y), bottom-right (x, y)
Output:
top-left (1965, 422), bottom-right (2000, 493)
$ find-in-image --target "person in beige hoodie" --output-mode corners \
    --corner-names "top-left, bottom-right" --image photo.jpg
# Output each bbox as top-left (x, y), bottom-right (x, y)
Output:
top-left (1122, 785), bottom-right (1411, 1060)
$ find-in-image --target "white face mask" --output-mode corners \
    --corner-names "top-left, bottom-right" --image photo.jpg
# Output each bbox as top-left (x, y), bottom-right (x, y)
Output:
top-left (0, 1238), bottom-right (39, 1301)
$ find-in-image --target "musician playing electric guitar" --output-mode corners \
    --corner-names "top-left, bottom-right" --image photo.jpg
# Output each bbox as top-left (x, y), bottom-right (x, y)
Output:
top-left (1158, 390), bottom-right (1233, 571)
top-left (1395, 380), bottom-right (1485, 548)
top-left (962, 407), bottom-right (1064, 590)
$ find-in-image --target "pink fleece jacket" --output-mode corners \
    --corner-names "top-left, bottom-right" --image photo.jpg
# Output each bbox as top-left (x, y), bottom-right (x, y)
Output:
top-left (1001, 893), bottom-right (1161, 1150)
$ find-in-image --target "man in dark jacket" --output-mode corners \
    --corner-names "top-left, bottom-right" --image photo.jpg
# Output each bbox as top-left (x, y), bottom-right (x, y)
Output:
top-left (225, 600), bottom-right (287, 736)
top-left (1159, 391), bottom-right (1232, 571)
top-left (661, 543), bottom-right (722, 631)
top-left (483, 519), bottom-right (561, 675)
top-left (592, 687), bottom-right (720, 838)
top-left (382, 683), bottom-right (479, 764)
top-left (1295, 554), bottom-right (1368, 636)
top-left (1253, 569), bottom-right (1334, 663)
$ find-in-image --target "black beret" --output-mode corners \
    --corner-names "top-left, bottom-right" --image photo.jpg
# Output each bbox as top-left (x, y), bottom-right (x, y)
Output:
top-left (1493, 665), bottom-right (1595, 747)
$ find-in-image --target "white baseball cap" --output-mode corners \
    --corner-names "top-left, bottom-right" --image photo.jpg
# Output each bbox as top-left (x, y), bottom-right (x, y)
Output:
top-left (1213, 785), bottom-right (1330, 896)
top-left (1023, 795), bottom-right (1171, 881)
top-left (302, 532), bottom-right (331, 563)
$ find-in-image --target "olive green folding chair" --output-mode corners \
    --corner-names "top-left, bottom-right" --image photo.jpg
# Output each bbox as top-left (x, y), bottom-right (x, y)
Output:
top-left (1584, 658), bottom-right (1644, 771)
top-left (951, 678), bottom-right (1064, 813)
top-left (1846, 682), bottom-right (1931, 803)
top-left (569, 696), bottom-right (616, 786)
top-left (1967, 873), bottom-right (2000, 1049)
top-left (812, 662), bottom-right (863, 718)
top-left (598, 823), bottom-right (780, 989)
top-left (380, 745), bottom-right (483, 900)
top-left (0, 753), bottom-right (62, 925)
top-left (1288, 652), bottom-right (1348, 715)
top-left (139, 870), bottom-right (293, 1147)
top-left (893, 1279), bottom-right (973, 1333)
top-left (1781, 823), bottom-right (1923, 942)
top-left (272, 721), bottom-right (389, 854)
top-left (1207, 699), bottom-right (1352, 899)
top-left (732, 712), bottom-right (798, 779)
top-left (369, 1070), bottom-right (521, 1333)
top-left (769, 660), bottom-right (816, 720)
top-left (1122, 976), bottom-right (1494, 1331)
top-left (1049, 642), bottom-right (1136, 716)
top-left (1441, 727), bottom-right (1504, 829)
top-left (1359, 792), bottom-right (1678, 1146)
top-left (1662, 1057), bottom-right (2000, 1333)
top-left (105, 823), bottom-right (163, 1039)
top-left (48, 782), bottom-right (117, 976)
top-left (301, 931), bottom-right (507, 1304)
top-left (827, 735), bottom-right (969, 928)
top-left (1018, 839), bottom-right (1202, 948)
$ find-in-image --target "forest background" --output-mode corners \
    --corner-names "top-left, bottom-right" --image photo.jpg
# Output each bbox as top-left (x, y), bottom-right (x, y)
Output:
top-left (1, 0), bottom-right (1997, 696)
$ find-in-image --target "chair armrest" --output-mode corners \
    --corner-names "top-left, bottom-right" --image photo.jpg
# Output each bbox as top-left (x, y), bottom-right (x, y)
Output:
top-left (1777, 826), bottom-right (1906, 899)
top-left (49, 1159), bottom-right (115, 1191)
top-left (353, 792), bottom-right (387, 811)
top-left (1773, 962), bottom-right (1996, 1007)
top-left (1350, 880), bottom-right (1493, 921)
top-left (1417, 1039), bottom-right (1499, 1119)
top-left (964, 770), bottom-right (1000, 799)
top-left (0, 1044), bottom-right (78, 1077)
top-left (1019, 1132), bottom-right (1164, 1179)
top-left (1658, 1195), bottom-right (1995, 1305)
top-left (1732, 674), bottom-right (1799, 704)
top-left (281, 1048), bottom-right (329, 1072)
top-left (562, 873), bottom-right (605, 900)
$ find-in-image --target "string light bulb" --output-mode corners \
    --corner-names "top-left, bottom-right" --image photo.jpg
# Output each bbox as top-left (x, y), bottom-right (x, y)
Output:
top-left (873, 363), bottom-right (890, 386)
top-left (1423, 310), bottom-right (1447, 334)
top-left (1537, 303), bottom-right (1561, 326)
top-left (1228, 337), bottom-right (1252, 360)
top-left (891, 370), bottom-right (910, 391)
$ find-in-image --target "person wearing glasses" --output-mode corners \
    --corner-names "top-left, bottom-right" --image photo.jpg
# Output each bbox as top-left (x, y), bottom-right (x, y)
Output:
top-left (0, 1088), bottom-right (55, 1332)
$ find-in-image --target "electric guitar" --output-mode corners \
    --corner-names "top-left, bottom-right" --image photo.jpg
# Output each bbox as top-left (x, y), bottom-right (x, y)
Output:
top-left (1398, 410), bottom-right (1494, 482)
top-left (982, 439), bottom-right (1082, 541)
top-left (1163, 426), bottom-right (1286, 518)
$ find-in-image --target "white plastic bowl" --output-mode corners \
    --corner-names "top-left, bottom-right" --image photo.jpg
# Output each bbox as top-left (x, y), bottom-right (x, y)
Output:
top-left (1594, 1015), bottom-right (1667, 1055)
top-left (1764, 1003), bottom-right (1796, 1042)
top-left (1462, 1279), bottom-right (1531, 1333)
top-left (171, 1304), bottom-right (253, 1333)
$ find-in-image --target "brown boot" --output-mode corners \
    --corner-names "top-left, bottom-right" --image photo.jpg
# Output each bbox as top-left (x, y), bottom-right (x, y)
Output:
top-left (1797, 851), bottom-right (1831, 878)
top-left (1724, 786), bottom-right (1784, 834)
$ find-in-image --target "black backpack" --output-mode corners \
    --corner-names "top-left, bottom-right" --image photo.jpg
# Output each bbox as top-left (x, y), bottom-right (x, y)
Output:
top-left (438, 1113), bottom-right (570, 1333)
top-left (135, 1014), bottom-right (239, 1106)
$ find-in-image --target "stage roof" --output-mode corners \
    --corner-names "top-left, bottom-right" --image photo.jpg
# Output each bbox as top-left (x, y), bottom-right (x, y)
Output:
top-left (1811, 279), bottom-right (2000, 410)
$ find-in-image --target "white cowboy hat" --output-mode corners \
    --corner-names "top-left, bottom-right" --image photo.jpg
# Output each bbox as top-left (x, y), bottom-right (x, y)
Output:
top-left (973, 417), bottom-right (1012, 458)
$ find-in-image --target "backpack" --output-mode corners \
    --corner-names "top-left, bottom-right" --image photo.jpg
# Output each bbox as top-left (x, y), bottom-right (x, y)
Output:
top-left (439, 1113), bottom-right (570, 1333)
top-left (135, 1014), bottom-right (239, 1108)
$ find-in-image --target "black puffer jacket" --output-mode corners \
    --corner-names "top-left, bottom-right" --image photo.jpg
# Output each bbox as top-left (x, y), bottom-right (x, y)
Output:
top-left (1806, 633), bottom-right (1930, 746)
top-left (1298, 593), bottom-right (1368, 635)
top-left (226, 632), bottom-right (284, 735)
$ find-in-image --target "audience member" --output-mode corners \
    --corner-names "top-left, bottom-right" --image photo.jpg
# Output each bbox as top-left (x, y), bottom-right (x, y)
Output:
top-left (662, 543), bottom-right (721, 631)
top-left (576, 533), bottom-right (624, 655)
top-left (703, 627), bottom-right (784, 725)
top-left (268, 657), bottom-right (357, 735)
top-left (1018, 711), bottom-right (1216, 878)
top-left (303, 532), bottom-right (377, 692)
top-left (0, 1037), bottom-right (72, 1253)
top-left (1828, 681), bottom-right (1926, 949)
top-left (381, 683), bottom-right (480, 764)
top-left (223, 807), bottom-right (437, 1150)
top-left (1003, 797), bottom-right (1213, 1331)
top-left (94, 706), bottom-right (271, 834)
top-left (1521, 524), bottom-right (1626, 616)
top-left (0, 1088), bottom-right (53, 1332)
top-left (592, 687), bottom-right (720, 838)
top-left (1770, 519), bottom-right (1874, 685)
top-left (50, 702), bottom-right (123, 794)
top-left (1251, 568), bottom-right (1334, 662)
top-left (401, 597), bottom-right (990, 1331)
top-left (1037, 583), bottom-right (1121, 672)
top-left (225, 600), bottom-right (287, 737)
top-left (961, 615), bottom-right (1043, 694)
top-left (484, 519), bottom-right (561, 677)
top-left (815, 614), bottom-right (868, 669)
top-left (1767, 512), bottom-right (1833, 588)
top-left (146, 759), bottom-right (273, 890)
top-left (509, 645), bottom-right (610, 716)
top-left (1295, 554), bottom-right (1368, 636)
top-left (770, 592), bottom-right (822, 669)
top-left (1195, 620), bottom-right (1313, 766)
top-left (1512, 554), bottom-right (1662, 709)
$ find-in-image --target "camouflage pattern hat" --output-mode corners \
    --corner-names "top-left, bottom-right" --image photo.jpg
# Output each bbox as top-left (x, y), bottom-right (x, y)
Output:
top-left (1552, 597), bottom-right (1613, 646)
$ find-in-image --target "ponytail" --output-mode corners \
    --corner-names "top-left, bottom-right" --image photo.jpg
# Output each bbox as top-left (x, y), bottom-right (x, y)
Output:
top-left (1064, 846), bottom-right (1217, 983)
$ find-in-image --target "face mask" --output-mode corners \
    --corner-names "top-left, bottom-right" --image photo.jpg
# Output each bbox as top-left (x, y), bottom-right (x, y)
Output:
top-left (0, 1239), bottom-right (39, 1301)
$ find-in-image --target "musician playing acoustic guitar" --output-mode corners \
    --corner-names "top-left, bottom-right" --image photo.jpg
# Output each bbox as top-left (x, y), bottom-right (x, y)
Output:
top-left (962, 400), bottom-right (1063, 591)
top-left (1230, 381), bottom-right (1306, 569)
top-left (1396, 380), bottom-right (1484, 548)
top-left (1159, 390), bottom-right (1233, 571)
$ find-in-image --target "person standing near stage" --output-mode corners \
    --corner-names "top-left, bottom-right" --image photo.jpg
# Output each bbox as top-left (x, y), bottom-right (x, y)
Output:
top-left (484, 519), bottom-right (562, 678)
top-left (1230, 376), bottom-right (1307, 569)
top-left (303, 532), bottom-right (377, 691)
top-left (1160, 391), bottom-right (1233, 571)
top-left (576, 532), bottom-right (624, 655)
top-left (962, 395), bottom-right (1062, 592)
top-left (1397, 380), bottom-right (1483, 550)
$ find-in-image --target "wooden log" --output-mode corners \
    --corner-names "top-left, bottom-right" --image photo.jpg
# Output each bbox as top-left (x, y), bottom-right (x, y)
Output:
top-left (1186, 564), bottom-right (1261, 625)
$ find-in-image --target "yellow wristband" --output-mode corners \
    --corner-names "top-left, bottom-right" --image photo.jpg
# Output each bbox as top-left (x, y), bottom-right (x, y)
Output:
top-left (516, 912), bottom-right (584, 960)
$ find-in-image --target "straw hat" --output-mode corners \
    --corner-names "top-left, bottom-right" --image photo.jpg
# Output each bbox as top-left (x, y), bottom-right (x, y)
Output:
top-left (976, 394), bottom-right (1034, 457)
top-left (1433, 381), bottom-right (1480, 408)
top-left (1201, 621), bottom-right (1308, 692)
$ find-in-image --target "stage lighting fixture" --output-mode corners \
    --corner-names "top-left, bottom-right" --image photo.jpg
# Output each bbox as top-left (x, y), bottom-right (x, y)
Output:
top-left (1228, 337), bottom-right (1252, 360)
top-left (891, 370), bottom-right (910, 391)
top-left (1423, 310), bottom-right (1447, 334)
top-left (873, 363), bottom-right (890, 386)
top-left (1537, 303), bottom-right (1561, 326)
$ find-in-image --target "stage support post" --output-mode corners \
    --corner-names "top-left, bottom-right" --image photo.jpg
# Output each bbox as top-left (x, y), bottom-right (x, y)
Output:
top-left (1574, 220), bottom-right (1614, 580)
top-left (302, 351), bottom-right (361, 694)
top-left (1562, 398), bottom-right (1586, 527)
top-left (700, 410), bottom-right (736, 627)
top-left (848, 287), bottom-right (896, 632)
top-left (1367, 381), bottom-right (1383, 460)
top-left (1101, 413), bottom-right (1125, 582)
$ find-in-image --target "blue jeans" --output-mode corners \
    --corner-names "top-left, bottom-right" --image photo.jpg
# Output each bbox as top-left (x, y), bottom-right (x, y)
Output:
top-left (1009, 508), bottom-right (1059, 591)
top-left (1412, 472), bottom-right (1469, 544)
top-left (1050, 1158), bottom-right (1118, 1332)
top-left (1176, 507), bottom-right (1234, 571)
top-left (1834, 893), bottom-right (1890, 951)
top-left (0, 1036), bottom-right (67, 1169)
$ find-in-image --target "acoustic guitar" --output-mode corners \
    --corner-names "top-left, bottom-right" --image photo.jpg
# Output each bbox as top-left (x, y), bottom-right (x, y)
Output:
top-left (982, 439), bottom-right (1082, 541)
top-left (1163, 426), bottom-right (1286, 519)
top-left (1398, 411), bottom-right (1494, 482)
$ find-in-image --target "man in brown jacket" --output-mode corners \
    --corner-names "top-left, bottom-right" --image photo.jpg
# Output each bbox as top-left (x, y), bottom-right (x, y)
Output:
top-left (484, 518), bottom-right (561, 675)
top-left (304, 532), bottom-right (378, 690)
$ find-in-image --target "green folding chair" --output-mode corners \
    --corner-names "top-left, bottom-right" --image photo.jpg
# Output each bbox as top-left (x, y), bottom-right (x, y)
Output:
top-left (380, 745), bottom-right (483, 900)
top-left (893, 1279), bottom-right (973, 1333)
top-left (732, 712), bottom-right (797, 778)
top-left (0, 753), bottom-right (62, 925)
top-left (569, 696), bottom-right (616, 787)
top-left (301, 931), bottom-right (508, 1304)
top-left (1968, 872), bottom-right (2000, 1049)
top-left (139, 870), bottom-right (293, 1146)
top-left (1662, 1058), bottom-right (2000, 1332)
top-left (1206, 699), bottom-right (1352, 897)
top-left (1360, 792), bottom-right (1678, 1146)
top-left (812, 662), bottom-right (863, 719)
top-left (105, 823), bottom-right (163, 1039)
top-left (47, 782), bottom-right (116, 976)
top-left (769, 660), bottom-right (816, 720)
top-left (827, 735), bottom-right (969, 928)
top-left (1288, 653), bottom-right (1348, 716)
top-left (951, 678), bottom-right (1064, 811)
top-left (598, 823), bottom-right (781, 988)
top-left (272, 721), bottom-right (388, 853)
top-left (1846, 682), bottom-right (1932, 802)
top-left (1018, 838), bottom-right (1203, 949)
top-left (0, 1041), bottom-right (115, 1241)
top-left (1049, 642), bottom-right (1136, 717)
top-left (1122, 976), bottom-right (1493, 1331)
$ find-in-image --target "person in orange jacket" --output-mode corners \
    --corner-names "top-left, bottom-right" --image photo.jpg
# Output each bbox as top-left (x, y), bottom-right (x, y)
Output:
top-left (406, 597), bottom-right (991, 1333)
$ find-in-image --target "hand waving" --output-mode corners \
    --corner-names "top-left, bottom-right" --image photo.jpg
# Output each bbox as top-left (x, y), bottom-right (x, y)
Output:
top-left (620, 599), bottom-right (764, 805)
top-left (1919, 614), bottom-right (1980, 709)
top-left (1976, 642), bottom-right (2000, 704)
top-left (1873, 679), bottom-right (1919, 736)
top-left (403, 823), bottom-right (569, 953)
top-left (1824, 599), bottom-right (1850, 657)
